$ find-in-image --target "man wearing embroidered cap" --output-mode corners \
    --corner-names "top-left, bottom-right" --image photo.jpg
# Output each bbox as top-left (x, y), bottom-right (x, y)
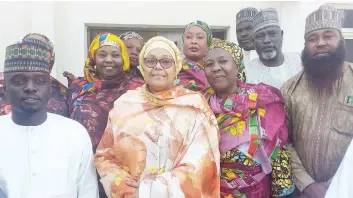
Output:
top-left (236, 7), bottom-right (259, 65)
top-left (281, 4), bottom-right (353, 198)
top-left (0, 33), bottom-right (69, 117)
top-left (246, 8), bottom-right (302, 89)
top-left (0, 40), bottom-right (98, 197)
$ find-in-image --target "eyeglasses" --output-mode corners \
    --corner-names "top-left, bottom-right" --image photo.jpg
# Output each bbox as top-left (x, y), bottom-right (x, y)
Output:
top-left (144, 58), bottom-right (174, 69)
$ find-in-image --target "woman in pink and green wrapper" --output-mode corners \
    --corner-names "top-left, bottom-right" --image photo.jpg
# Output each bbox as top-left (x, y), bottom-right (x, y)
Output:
top-left (203, 39), bottom-right (295, 198)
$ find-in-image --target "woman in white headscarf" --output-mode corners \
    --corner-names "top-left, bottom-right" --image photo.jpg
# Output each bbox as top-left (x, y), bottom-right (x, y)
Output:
top-left (94, 36), bottom-right (220, 198)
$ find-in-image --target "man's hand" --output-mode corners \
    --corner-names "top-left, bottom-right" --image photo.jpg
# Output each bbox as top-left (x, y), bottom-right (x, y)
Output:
top-left (301, 182), bottom-right (328, 198)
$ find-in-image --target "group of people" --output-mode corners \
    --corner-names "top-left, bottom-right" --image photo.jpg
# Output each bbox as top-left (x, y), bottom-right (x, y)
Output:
top-left (0, 3), bottom-right (352, 198)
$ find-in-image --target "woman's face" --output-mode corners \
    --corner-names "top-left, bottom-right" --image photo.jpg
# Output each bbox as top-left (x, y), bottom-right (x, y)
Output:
top-left (125, 38), bottom-right (144, 67)
top-left (142, 48), bottom-right (176, 93)
top-left (183, 26), bottom-right (209, 62)
top-left (95, 45), bottom-right (124, 80)
top-left (204, 48), bottom-right (238, 94)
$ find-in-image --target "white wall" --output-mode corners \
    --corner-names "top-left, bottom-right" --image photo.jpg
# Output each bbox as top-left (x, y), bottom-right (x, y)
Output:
top-left (0, 1), bottom-right (340, 85)
top-left (0, 1), bottom-right (31, 73)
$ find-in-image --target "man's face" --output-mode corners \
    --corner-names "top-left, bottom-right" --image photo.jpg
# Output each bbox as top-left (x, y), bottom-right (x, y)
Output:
top-left (304, 29), bottom-right (341, 59)
top-left (302, 28), bottom-right (345, 81)
top-left (236, 21), bottom-right (255, 51)
top-left (253, 26), bottom-right (283, 60)
top-left (4, 72), bottom-right (51, 114)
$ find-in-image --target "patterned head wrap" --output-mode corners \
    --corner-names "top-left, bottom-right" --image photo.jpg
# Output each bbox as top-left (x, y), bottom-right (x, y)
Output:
top-left (4, 39), bottom-right (51, 74)
top-left (184, 20), bottom-right (213, 47)
top-left (253, 8), bottom-right (280, 34)
top-left (305, 4), bottom-right (341, 37)
top-left (236, 7), bottom-right (259, 26)
top-left (84, 32), bottom-right (130, 82)
top-left (139, 36), bottom-right (182, 77)
top-left (119, 31), bottom-right (144, 42)
top-left (209, 39), bottom-right (246, 82)
top-left (22, 33), bottom-right (55, 72)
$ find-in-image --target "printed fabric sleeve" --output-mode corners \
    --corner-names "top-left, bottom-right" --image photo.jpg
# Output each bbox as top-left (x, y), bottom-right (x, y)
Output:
top-left (65, 79), bottom-right (77, 113)
top-left (0, 104), bottom-right (11, 116)
top-left (271, 144), bottom-right (295, 196)
top-left (138, 113), bottom-right (220, 198)
top-left (66, 77), bottom-right (85, 114)
top-left (94, 110), bottom-right (137, 198)
top-left (77, 127), bottom-right (99, 198)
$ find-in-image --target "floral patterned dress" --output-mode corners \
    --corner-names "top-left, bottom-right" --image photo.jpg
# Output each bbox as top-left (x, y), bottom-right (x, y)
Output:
top-left (94, 85), bottom-right (220, 198)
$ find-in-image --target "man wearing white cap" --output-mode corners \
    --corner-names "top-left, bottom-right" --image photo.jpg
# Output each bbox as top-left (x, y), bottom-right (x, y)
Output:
top-left (246, 8), bottom-right (302, 89)
top-left (281, 4), bottom-right (353, 198)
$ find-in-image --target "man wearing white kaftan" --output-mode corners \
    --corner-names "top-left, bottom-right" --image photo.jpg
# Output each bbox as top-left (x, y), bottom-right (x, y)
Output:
top-left (0, 113), bottom-right (99, 198)
top-left (246, 8), bottom-right (302, 89)
top-left (0, 37), bottom-right (99, 198)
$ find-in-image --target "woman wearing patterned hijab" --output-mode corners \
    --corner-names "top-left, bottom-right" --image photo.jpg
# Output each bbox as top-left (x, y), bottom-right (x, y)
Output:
top-left (63, 32), bottom-right (145, 85)
top-left (203, 39), bottom-right (295, 198)
top-left (67, 32), bottom-right (144, 152)
top-left (120, 31), bottom-right (144, 78)
top-left (68, 33), bottom-right (144, 198)
top-left (0, 33), bottom-right (69, 117)
top-left (94, 36), bottom-right (220, 198)
top-left (175, 20), bottom-right (212, 92)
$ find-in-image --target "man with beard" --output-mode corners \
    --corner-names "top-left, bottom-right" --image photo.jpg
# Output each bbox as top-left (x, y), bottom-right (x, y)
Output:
top-left (246, 8), bottom-right (302, 89)
top-left (0, 39), bottom-right (99, 197)
top-left (236, 7), bottom-right (259, 65)
top-left (281, 4), bottom-right (353, 198)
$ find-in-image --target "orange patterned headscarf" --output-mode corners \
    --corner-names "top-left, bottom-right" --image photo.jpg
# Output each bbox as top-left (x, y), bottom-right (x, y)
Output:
top-left (84, 32), bottom-right (130, 82)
